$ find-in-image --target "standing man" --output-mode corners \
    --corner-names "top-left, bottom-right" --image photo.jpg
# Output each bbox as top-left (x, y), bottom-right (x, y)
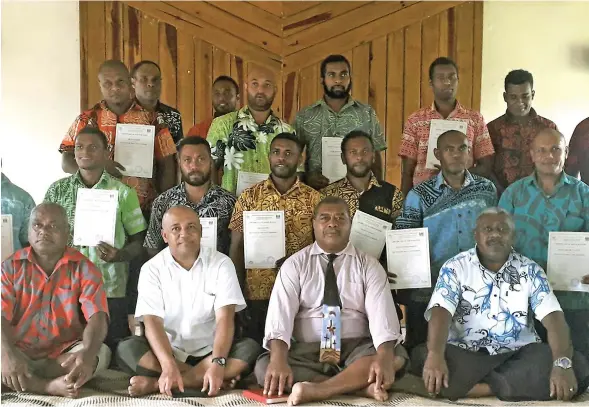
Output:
top-left (186, 76), bottom-right (240, 139)
top-left (229, 133), bottom-right (320, 343)
top-left (399, 57), bottom-right (495, 197)
top-left (131, 60), bottom-right (184, 144)
top-left (45, 127), bottom-right (147, 350)
top-left (1, 172), bottom-right (35, 253)
top-left (395, 130), bottom-right (497, 351)
top-left (500, 128), bottom-right (589, 360)
top-left (144, 137), bottom-right (237, 258)
top-left (207, 65), bottom-right (293, 194)
top-left (565, 117), bottom-right (589, 183)
top-left (488, 70), bottom-right (558, 192)
top-left (295, 55), bottom-right (386, 190)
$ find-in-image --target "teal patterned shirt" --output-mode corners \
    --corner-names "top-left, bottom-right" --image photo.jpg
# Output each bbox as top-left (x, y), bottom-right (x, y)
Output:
top-left (1, 173), bottom-right (36, 251)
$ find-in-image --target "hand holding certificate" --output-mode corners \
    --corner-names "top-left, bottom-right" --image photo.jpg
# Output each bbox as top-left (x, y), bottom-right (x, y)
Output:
top-left (236, 171), bottom-right (268, 197)
top-left (114, 124), bottom-right (155, 178)
top-left (243, 211), bottom-right (286, 269)
top-left (1, 215), bottom-right (14, 261)
top-left (73, 189), bottom-right (118, 247)
top-left (425, 120), bottom-right (468, 169)
top-left (322, 137), bottom-right (346, 183)
top-left (386, 228), bottom-right (431, 289)
top-left (350, 211), bottom-right (392, 259)
top-left (547, 232), bottom-right (589, 292)
top-left (199, 217), bottom-right (218, 252)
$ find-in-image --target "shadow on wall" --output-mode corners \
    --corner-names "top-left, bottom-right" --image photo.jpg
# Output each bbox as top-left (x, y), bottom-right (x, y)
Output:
top-left (570, 45), bottom-right (589, 69)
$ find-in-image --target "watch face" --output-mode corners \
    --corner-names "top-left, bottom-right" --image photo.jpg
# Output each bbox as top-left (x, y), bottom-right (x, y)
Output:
top-left (214, 357), bottom-right (226, 366)
top-left (557, 357), bottom-right (572, 369)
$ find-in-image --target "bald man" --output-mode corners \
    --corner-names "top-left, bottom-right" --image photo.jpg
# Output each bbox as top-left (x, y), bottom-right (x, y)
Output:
top-left (116, 206), bottom-right (261, 398)
top-left (500, 128), bottom-right (589, 360)
top-left (206, 65), bottom-right (294, 194)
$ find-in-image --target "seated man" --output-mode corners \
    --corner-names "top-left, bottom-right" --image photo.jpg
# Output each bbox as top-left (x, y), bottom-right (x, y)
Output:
top-left (254, 197), bottom-right (408, 405)
top-left (116, 206), bottom-right (261, 397)
top-left (412, 207), bottom-right (589, 401)
top-left (1, 203), bottom-right (110, 398)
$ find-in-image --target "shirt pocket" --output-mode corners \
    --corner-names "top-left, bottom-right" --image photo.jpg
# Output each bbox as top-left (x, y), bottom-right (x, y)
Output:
top-left (562, 215), bottom-right (584, 232)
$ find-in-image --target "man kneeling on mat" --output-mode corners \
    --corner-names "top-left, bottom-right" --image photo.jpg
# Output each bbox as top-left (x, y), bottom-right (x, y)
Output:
top-left (116, 206), bottom-right (261, 397)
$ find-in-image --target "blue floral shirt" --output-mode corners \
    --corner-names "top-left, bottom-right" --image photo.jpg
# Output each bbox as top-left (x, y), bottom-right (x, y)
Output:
top-left (1, 174), bottom-right (36, 251)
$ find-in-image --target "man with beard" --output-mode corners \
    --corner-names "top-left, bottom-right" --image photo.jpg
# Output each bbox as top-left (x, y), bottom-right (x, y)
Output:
top-left (228, 133), bottom-right (320, 343)
top-left (207, 66), bottom-right (293, 194)
top-left (295, 55), bottom-right (386, 190)
top-left (144, 137), bottom-right (237, 258)
top-left (399, 57), bottom-right (495, 197)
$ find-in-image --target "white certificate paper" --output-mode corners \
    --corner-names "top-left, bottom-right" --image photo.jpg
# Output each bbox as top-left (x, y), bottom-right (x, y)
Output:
top-left (386, 228), bottom-right (431, 289)
top-left (199, 217), bottom-right (217, 252)
top-left (547, 232), bottom-right (589, 292)
top-left (243, 210), bottom-right (286, 269)
top-left (322, 137), bottom-right (346, 183)
top-left (1, 215), bottom-right (14, 261)
top-left (114, 123), bottom-right (155, 178)
top-left (73, 189), bottom-right (118, 247)
top-left (350, 211), bottom-right (392, 259)
top-left (425, 119), bottom-right (468, 169)
top-left (236, 171), bottom-right (267, 197)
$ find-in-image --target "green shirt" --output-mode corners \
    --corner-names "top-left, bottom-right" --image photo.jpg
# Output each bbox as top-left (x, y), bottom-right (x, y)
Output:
top-left (206, 106), bottom-right (294, 194)
top-left (294, 98), bottom-right (386, 173)
top-left (44, 171), bottom-right (147, 298)
top-left (1, 173), bottom-right (36, 251)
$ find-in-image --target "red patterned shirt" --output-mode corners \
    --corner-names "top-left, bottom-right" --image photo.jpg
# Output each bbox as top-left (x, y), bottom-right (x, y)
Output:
top-left (186, 117), bottom-right (214, 139)
top-left (1, 247), bottom-right (109, 359)
top-left (399, 102), bottom-right (495, 186)
top-left (565, 117), bottom-right (589, 183)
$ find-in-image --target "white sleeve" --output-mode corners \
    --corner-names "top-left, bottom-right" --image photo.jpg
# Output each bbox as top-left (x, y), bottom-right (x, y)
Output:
top-left (527, 262), bottom-right (562, 321)
top-left (213, 256), bottom-right (246, 313)
top-left (135, 261), bottom-right (165, 320)
top-left (425, 259), bottom-right (463, 321)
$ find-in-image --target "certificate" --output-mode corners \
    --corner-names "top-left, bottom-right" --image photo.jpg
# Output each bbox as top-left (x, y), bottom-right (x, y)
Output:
top-left (243, 211), bottom-right (286, 269)
top-left (425, 119), bottom-right (468, 169)
top-left (322, 137), bottom-right (346, 183)
top-left (1, 215), bottom-right (14, 261)
top-left (73, 189), bottom-right (118, 247)
top-left (236, 171), bottom-right (268, 197)
top-left (114, 123), bottom-right (155, 178)
top-left (199, 217), bottom-right (217, 252)
top-left (386, 228), bottom-right (431, 289)
top-left (547, 232), bottom-right (589, 292)
top-left (350, 211), bottom-right (392, 259)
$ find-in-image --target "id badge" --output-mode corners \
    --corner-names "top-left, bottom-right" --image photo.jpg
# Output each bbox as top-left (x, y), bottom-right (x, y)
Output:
top-left (319, 304), bottom-right (341, 364)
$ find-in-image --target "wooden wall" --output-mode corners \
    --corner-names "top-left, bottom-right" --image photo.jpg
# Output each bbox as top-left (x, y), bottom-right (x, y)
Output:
top-left (80, 1), bottom-right (483, 186)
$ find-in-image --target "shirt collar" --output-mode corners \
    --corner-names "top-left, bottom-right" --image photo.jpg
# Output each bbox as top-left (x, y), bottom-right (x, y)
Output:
top-left (528, 171), bottom-right (573, 189)
top-left (263, 176), bottom-right (301, 195)
top-left (240, 106), bottom-right (278, 125)
top-left (341, 173), bottom-right (381, 193)
top-left (13, 246), bottom-right (84, 269)
top-left (316, 96), bottom-right (357, 112)
top-left (470, 245), bottom-right (517, 271)
top-left (73, 170), bottom-right (111, 188)
top-left (99, 99), bottom-right (138, 114)
top-left (1, 173), bottom-right (10, 186)
top-left (430, 100), bottom-right (464, 118)
top-left (434, 170), bottom-right (474, 190)
top-left (310, 241), bottom-right (356, 257)
top-left (164, 246), bottom-right (205, 272)
top-left (505, 107), bottom-right (538, 124)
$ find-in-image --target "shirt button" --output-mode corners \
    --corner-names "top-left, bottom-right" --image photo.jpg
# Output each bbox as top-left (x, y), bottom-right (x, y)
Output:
top-left (458, 214), bottom-right (462, 218)
top-left (494, 294), bottom-right (498, 297)
top-left (458, 230), bottom-right (462, 234)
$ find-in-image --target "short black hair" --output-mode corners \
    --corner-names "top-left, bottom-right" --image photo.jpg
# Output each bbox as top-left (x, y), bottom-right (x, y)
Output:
top-left (313, 196), bottom-right (350, 219)
top-left (436, 129), bottom-right (467, 148)
top-left (270, 132), bottom-right (304, 153)
top-left (177, 136), bottom-right (211, 155)
top-left (429, 57), bottom-right (459, 81)
top-left (504, 69), bottom-right (534, 91)
top-left (320, 55), bottom-right (351, 79)
top-left (130, 60), bottom-right (161, 78)
top-left (78, 127), bottom-right (109, 149)
top-left (213, 75), bottom-right (239, 94)
top-left (341, 130), bottom-right (374, 152)
top-left (98, 59), bottom-right (129, 76)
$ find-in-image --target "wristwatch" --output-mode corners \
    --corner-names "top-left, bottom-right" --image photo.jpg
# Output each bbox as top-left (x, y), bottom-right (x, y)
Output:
top-left (212, 357), bottom-right (227, 367)
top-left (553, 357), bottom-right (573, 370)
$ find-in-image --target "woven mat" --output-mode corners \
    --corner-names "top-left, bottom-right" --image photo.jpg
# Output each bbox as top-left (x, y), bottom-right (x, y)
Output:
top-left (2, 370), bottom-right (587, 406)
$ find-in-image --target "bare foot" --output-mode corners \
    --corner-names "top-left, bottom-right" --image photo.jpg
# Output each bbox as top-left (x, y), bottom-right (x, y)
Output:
top-left (287, 382), bottom-right (325, 406)
top-left (356, 382), bottom-right (389, 402)
top-left (45, 377), bottom-right (79, 398)
top-left (128, 376), bottom-right (159, 397)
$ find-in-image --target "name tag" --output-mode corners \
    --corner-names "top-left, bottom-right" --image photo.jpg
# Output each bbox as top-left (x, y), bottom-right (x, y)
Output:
top-left (319, 305), bottom-right (341, 364)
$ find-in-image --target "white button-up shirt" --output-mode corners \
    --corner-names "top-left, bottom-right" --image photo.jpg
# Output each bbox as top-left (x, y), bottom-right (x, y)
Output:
top-left (135, 247), bottom-right (246, 361)
top-left (426, 247), bottom-right (562, 355)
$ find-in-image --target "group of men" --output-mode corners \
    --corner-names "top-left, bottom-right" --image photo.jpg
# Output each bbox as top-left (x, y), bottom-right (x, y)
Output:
top-left (2, 54), bottom-right (589, 404)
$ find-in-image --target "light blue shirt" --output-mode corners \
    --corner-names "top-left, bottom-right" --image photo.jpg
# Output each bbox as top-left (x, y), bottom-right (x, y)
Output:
top-left (1, 173), bottom-right (36, 251)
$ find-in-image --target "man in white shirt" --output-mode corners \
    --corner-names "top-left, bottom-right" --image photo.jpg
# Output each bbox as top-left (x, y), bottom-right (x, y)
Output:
top-left (413, 207), bottom-right (589, 401)
top-left (254, 196), bottom-right (408, 405)
top-left (115, 206), bottom-right (261, 397)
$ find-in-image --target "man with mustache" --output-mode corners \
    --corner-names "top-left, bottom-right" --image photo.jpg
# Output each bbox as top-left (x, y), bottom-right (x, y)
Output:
top-left (228, 133), bottom-right (320, 344)
top-left (294, 55), bottom-right (386, 190)
top-left (500, 128), bottom-right (589, 360)
top-left (487, 70), bottom-right (558, 193)
top-left (396, 130), bottom-right (497, 352)
top-left (207, 65), bottom-right (293, 194)
top-left (144, 137), bottom-right (237, 258)
top-left (399, 57), bottom-right (495, 197)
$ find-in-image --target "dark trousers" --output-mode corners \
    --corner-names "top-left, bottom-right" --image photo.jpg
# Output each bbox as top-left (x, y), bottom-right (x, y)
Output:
top-left (242, 300), bottom-right (270, 346)
top-left (105, 298), bottom-right (131, 353)
top-left (402, 301), bottom-right (428, 352)
top-left (535, 309), bottom-right (589, 360)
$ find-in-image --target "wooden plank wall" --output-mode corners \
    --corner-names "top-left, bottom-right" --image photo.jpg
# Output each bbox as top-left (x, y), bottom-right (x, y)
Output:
top-left (79, 1), bottom-right (483, 187)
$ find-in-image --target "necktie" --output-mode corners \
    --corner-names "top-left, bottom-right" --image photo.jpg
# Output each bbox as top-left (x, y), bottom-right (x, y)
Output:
top-left (322, 253), bottom-right (342, 308)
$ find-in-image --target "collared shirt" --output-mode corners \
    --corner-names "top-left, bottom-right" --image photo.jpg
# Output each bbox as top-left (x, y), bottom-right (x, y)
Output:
top-left (426, 248), bottom-right (561, 355)
top-left (399, 101), bottom-right (495, 186)
top-left (186, 117), bottom-right (215, 139)
top-left (294, 98), bottom-right (387, 174)
top-left (396, 171), bottom-right (498, 302)
top-left (488, 108), bottom-right (557, 188)
top-left (565, 117), bottom-right (589, 183)
top-left (1, 247), bottom-right (109, 359)
top-left (263, 242), bottom-right (401, 350)
top-left (229, 177), bottom-right (320, 300)
top-left (1, 174), bottom-right (35, 251)
top-left (499, 172), bottom-right (589, 310)
top-left (44, 171), bottom-right (147, 298)
top-left (144, 183), bottom-right (236, 255)
top-left (59, 100), bottom-right (177, 212)
top-left (156, 101), bottom-right (183, 144)
top-left (207, 107), bottom-right (294, 194)
top-left (135, 246), bottom-right (245, 360)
